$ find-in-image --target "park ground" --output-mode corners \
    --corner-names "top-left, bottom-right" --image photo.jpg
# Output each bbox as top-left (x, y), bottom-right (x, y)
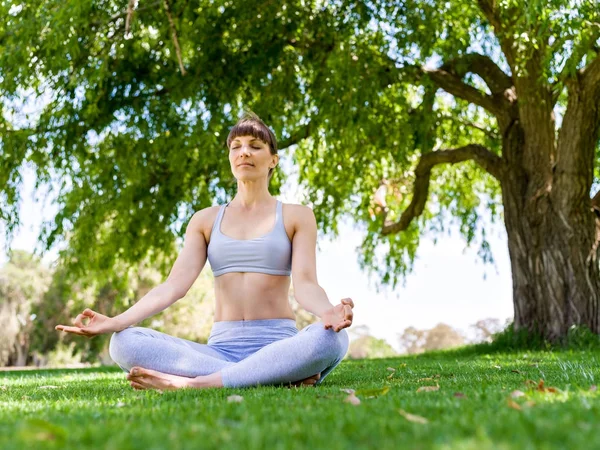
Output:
top-left (1, 348), bottom-right (598, 450)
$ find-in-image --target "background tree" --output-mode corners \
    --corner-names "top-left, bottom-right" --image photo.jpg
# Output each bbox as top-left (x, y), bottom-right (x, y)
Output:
top-left (0, 251), bottom-right (51, 366)
top-left (398, 323), bottom-right (466, 354)
top-left (1, 1), bottom-right (599, 341)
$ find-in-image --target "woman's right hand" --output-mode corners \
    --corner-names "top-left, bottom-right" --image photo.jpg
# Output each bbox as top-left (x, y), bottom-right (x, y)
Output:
top-left (55, 308), bottom-right (121, 338)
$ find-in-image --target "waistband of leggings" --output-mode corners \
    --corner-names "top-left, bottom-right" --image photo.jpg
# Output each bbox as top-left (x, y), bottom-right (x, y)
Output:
top-left (211, 318), bottom-right (297, 332)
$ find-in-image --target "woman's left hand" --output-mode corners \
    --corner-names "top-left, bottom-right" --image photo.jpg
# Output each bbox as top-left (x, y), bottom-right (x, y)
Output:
top-left (321, 298), bottom-right (354, 332)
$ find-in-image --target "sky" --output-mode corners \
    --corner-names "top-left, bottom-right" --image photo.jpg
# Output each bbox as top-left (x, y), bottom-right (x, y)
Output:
top-left (1, 159), bottom-right (514, 354)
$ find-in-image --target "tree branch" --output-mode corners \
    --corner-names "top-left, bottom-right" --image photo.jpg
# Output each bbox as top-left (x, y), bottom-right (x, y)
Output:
top-left (592, 189), bottom-right (600, 218)
top-left (443, 53), bottom-right (513, 95)
top-left (439, 115), bottom-right (501, 141)
top-left (279, 123), bottom-right (312, 150)
top-left (423, 66), bottom-right (507, 117)
top-left (381, 145), bottom-right (505, 235)
top-left (476, 0), bottom-right (517, 68)
top-left (582, 53), bottom-right (600, 96)
top-left (163, 0), bottom-right (187, 76)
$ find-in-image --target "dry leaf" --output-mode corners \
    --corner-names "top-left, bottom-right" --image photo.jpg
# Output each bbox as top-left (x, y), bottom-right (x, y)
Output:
top-left (387, 367), bottom-right (396, 372)
top-left (340, 388), bottom-right (355, 394)
top-left (493, 365), bottom-right (502, 370)
top-left (39, 385), bottom-right (59, 389)
top-left (416, 385), bottom-right (439, 393)
top-left (511, 369), bottom-right (522, 374)
top-left (387, 372), bottom-right (395, 379)
top-left (590, 385), bottom-right (597, 392)
top-left (525, 379), bottom-right (537, 388)
top-left (507, 399), bottom-right (522, 410)
top-left (344, 394), bottom-right (361, 405)
top-left (355, 386), bottom-right (390, 397)
top-left (115, 402), bottom-right (126, 408)
top-left (537, 380), bottom-right (546, 392)
top-left (227, 395), bottom-right (244, 403)
top-left (453, 392), bottom-right (466, 398)
top-left (510, 390), bottom-right (526, 398)
top-left (398, 409), bottom-right (428, 424)
top-left (546, 387), bottom-right (559, 394)
top-left (525, 400), bottom-right (536, 407)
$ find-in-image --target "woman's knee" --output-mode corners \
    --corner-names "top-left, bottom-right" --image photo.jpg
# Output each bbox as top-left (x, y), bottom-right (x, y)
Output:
top-left (108, 327), bottom-right (139, 368)
top-left (309, 325), bottom-right (349, 361)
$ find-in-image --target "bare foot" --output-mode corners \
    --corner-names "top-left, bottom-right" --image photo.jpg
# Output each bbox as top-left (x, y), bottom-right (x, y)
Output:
top-left (286, 373), bottom-right (321, 388)
top-left (126, 367), bottom-right (195, 391)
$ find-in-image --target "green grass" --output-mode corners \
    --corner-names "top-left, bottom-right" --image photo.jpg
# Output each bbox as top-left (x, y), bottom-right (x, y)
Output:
top-left (1, 349), bottom-right (599, 450)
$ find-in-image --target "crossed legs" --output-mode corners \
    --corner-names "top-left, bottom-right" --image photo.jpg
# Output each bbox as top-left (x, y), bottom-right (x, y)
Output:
top-left (109, 322), bottom-right (349, 390)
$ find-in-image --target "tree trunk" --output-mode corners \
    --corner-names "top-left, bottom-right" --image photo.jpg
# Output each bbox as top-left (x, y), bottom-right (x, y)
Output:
top-left (501, 123), bottom-right (600, 340)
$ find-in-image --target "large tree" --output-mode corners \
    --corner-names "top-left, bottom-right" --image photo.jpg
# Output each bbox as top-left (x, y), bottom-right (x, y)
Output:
top-left (1, 1), bottom-right (599, 340)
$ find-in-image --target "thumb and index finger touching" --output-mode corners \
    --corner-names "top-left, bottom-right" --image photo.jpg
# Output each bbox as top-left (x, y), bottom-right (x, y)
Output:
top-left (55, 308), bottom-right (97, 334)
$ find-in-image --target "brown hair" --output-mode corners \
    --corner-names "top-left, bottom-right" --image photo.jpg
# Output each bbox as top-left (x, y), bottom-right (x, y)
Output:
top-left (227, 112), bottom-right (278, 181)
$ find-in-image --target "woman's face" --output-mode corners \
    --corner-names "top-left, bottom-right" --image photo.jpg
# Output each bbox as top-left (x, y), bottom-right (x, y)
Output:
top-left (228, 135), bottom-right (278, 181)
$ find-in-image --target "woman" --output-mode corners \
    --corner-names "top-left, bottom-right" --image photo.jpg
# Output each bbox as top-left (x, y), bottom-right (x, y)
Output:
top-left (56, 112), bottom-right (353, 391)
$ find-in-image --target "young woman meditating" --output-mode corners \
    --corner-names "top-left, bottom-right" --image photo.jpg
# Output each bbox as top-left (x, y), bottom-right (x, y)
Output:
top-left (55, 113), bottom-right (353, 391)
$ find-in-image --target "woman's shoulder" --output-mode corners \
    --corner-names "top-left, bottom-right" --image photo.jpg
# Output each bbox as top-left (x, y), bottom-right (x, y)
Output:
top-left (281, 202), bottom-right (316, 228)
top-left (281, 201), bottom-right (314, 215)
top-left (187, 205), bottom-right (223, 233)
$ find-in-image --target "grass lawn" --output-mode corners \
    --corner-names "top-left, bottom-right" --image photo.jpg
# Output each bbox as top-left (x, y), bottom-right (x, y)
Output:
top-left (1, 348), bottom-right (599, 450)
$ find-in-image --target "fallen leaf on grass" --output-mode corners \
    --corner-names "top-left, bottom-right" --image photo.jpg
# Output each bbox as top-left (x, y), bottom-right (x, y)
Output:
top-left (535, 380), bottom-right (560, 394)
top-left (115, 402), bottom-right (126, 408)
top-left (387, 367), bottom-right (396, 372)
top-left (417, 385), bottom-right (439, 393)
top-left (227, 395), bottom-right (244, 403)
top-left (418, 377), bottom-right (435, 382)
top-left (453, 392), bottom-right (466, 398)
top-left (340, 388), bottom-right (355, 394)
top-left (590, 385), bottom-right (597, 392)
top-left (507, 399), bottom-right (522, 410)
top-left (398, 409), bottom-right (428, 424)
top-left (510, 390), bottom-right (526, 398)
top-left (355, 386), bottom-right (390, 398)
top-left (344, 393), bottom-right (361, 405)
top-left (511, 370), bottom-right (522, 374)
top-left (387, 372), bottom-right (395, 379)
top-left (38, 385), bottom-right (59, 389)
top-left (493, 365), bottom-right (502, 370)
top-left (525, 400), bottom-right (536, 407)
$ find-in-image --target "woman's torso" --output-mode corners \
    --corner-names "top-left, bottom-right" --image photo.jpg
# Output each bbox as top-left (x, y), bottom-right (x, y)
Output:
top-left (202, 199), bottom-right (296, 322)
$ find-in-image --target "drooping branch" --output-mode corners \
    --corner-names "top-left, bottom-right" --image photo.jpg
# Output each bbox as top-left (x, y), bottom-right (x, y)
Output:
top-left (163, 0), bottom-right (187, 76)
top-left (125, 0), bottom-right (137, 36)
top-left (381, 145), bottom-right (505, 235)
top-left (554, 30), bottom-right (600, 105)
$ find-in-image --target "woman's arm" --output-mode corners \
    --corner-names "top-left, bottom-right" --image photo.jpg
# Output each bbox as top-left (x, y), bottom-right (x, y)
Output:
top-left (290, 206), bottom-right (336, 317)
top-left (111, 209), bottom-right (211, 331)
top-left (291, 205), bottom-right (354, 332)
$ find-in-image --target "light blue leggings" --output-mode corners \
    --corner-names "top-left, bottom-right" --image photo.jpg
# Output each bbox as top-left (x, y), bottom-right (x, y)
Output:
top-left (108, 319), bottom-right (349, 388)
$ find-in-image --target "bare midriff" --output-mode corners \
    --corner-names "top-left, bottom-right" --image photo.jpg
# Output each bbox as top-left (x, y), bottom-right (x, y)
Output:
top-left (213, 272), bottom-right (295, 322)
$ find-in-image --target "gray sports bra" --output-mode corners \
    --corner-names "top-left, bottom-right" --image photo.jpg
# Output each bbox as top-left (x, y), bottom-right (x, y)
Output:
top-left (207, 200), bottom-right (292, 277)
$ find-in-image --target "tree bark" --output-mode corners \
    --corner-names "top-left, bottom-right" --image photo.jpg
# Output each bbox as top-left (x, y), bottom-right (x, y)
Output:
top-left (500, 120), bottom-right (600, 340)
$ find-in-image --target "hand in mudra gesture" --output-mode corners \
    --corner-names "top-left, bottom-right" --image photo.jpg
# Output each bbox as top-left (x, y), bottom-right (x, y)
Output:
top-left (55, 308), bottom-right (120, 338)
top-left (321, 298), bottom-right (354, 332)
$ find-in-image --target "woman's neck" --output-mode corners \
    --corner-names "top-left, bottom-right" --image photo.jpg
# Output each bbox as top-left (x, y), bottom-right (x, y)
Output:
top-left (233, 181), bottom-right (273, 209)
